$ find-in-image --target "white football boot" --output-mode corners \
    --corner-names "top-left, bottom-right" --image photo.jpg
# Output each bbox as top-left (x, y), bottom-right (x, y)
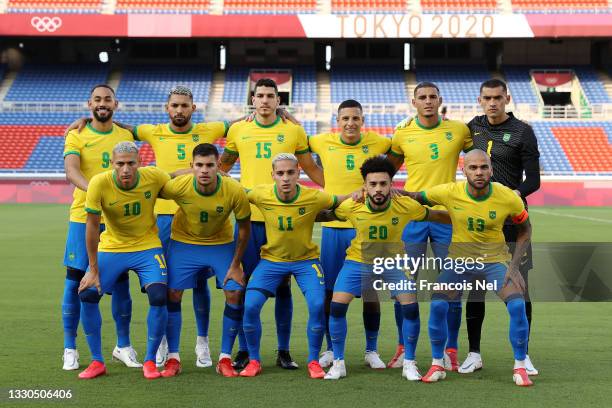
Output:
top-left (524, 355), bottom-right (539, 376)
top-left (402, 360), bottom-right (422, 381)
top-left (155, 335), bottom-right (168, 368)
top-left (319, 350), bottom-right (334, 369)
top-left (112, 346), bottom-right (143, 368)
top-left (458, 352), bottom-right (483, 374)
top-left (364, 351), bottom-right (386, 369)
top-left (195, 336), bottom-right (212, 368)
top-left (324, 359), bottom-right (347, 380)
top-left (62, 348), bottom-right (79, 370)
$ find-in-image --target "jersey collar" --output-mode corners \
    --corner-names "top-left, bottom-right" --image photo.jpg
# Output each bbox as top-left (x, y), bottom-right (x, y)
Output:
top-left (465, 181), bottom-right (493, 202)
top-left (87, 122), bottom-right (113, 135)
top-left (193, 174), bottom-right (222, 196)
top-left (274, 183), bottom-right (301, 203)
top-left (167, 123), bottom-right (194, 134)
top-left (113, 169), bottom-right (140, 191)
top-left (366, 197), bottom-right (391, 212)
top-left (415, 117), bottom-right (441, 130)
top-left (254, 116), bottom-right (281, 128)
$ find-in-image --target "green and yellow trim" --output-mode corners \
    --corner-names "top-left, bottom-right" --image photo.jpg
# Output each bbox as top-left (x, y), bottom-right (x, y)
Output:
top-left (415, 117), bottom-right (441, 130)
top-left (274, 183), bottom-right (301, 204)
top-left (419, 207), bottom-right (430, 222)
top-left (86, 122), bottom-right (113, 135)
top-left (235, 213), bottom-right (252, 222)
top-left (85, 207), bottom-right (101, 215)
top-left (388, 149), bottom-right (403, 157)
top-left (223, 147), bottom-right (238, 155)
top-left (254, 116), bottom-right (280, 129)
top-left (167, 123), bottom-right (194, 134)
top-left (465, 182), bottom-right (493, 202)
top-left (193, 174), bottom-right (222, 197)
top-left (339, 133), bottom-right (362, 146)
top-left (113, 170), bottom-right (140, 191)
top-left (420, 191), bottom-right (432, 207)
top-left (366, 197), bottom-right (391, 213)
top-left (63, 150), bottom-right (80, 157)
top-left (295, 148), bottom-right (310, 155)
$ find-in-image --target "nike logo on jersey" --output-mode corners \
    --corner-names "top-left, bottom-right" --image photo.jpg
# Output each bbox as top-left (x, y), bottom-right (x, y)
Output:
top-left (85, 142), bottom-right (98, 148)
top-left (263, 207), bottom-right (273, 210)
top-left (242, 136), bottom-right (252, 140)
top-left (452, 206), bottom-right (464, 210)
top-left (180, 201), bottom-right (192, 204)
top-left (159, 137), bottom-right (166, 141)
top-left (328, 146), bottom-right (337, 151)
top-left (109, 200), bottom-right (120, 206)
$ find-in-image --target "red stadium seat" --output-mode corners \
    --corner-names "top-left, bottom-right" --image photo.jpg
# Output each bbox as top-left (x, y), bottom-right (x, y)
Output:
top-left (115, 0), bottom-right (211, 13)
top-left (421, 0), bottom-right (498, 13)
top-left (0, 125), bottom-right (65, 169)
top-left (512, 0), bottom-right (609, 13)
top-left (331, 0), bottom-right (407, 13)
top-left (224, 0), bottom-right (317, 13)
top-left (553, 127), bottom-right (612, 172)
top-left (8, 0), bottom-right (102, 12)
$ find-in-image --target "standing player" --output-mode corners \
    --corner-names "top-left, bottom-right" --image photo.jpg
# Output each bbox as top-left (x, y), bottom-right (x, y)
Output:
top-left (309, 99), bottom-right (391, 369)
top-left (62, 84), bottom-right (140, 370)
top-left (318, 156), bottom-right (450, 381)
top-left (239, 153), bottom-right (344, 378)
top-left (461, 79), bottom-right (540, 375)
top-left (156, 143), bottom-right (251, 378)
top-left (219, 78), bottom-right (324, 370)
top-left (410, 149), bottom-right (533, 387)
top-left (386, 82), bottom-right (473, 370)
top-left (77, 142), bottom-right (173, 379)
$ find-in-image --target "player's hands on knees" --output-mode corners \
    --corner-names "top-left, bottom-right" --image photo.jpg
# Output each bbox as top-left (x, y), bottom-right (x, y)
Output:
top-left (351, 187), bottom-right (366, 203)
top-left (64, 117), bottom-right (90, 136)
top-left (78, 269), bottom-right (101, 294)
top-left (224, 264), bottom-right (246, 287)
top-left (503, 265), bottom-right (526, 294)
top-left (394, 116), bottom-right (413, 130)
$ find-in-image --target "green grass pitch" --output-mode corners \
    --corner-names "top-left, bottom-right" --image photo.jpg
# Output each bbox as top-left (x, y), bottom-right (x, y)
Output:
top-left (1, 204), bottom-right (611, 407)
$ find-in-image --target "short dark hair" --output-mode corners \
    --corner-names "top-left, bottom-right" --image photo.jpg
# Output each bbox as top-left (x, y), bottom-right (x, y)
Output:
top-left (480, 79), bottom-right (507, 94)
top-left (360, 155), bottom-right (396, 180)
top-left (90, 84), bottom-right (116, 96)
top-left (414, 82), bottom-right (439, 97)
top-left (168, 85), bottom-right (193, 101)
top-left (193, 143), bottom-right (219, 159)
top-left (254, 78), bottom-right (278, 96)
top-left (338, 99), bottom-right (363, 114)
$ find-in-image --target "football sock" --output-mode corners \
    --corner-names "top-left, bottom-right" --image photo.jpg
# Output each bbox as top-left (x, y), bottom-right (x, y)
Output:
top-left (145, 305), bottom-right (168, 362)
top-left (79, 289), bottom-right (103, 363)
top-left (329, 302), bottom-right (349, 361)
top-left (428, 299), bottom-right (449, 360)
top-left (166, 300), bottom-right (182, 354)
top-left (305, 291), bottom-right (325, 362)
top-left (525, 300), bottom-right (532, 353)
top-left (222, 302), bottom-right (244, 355)
top-left (446, 301), bottom-right (462, 350)
top-left (324, 308), bottom-right (333, 351)
top-left (237, 327), bottom-right (248, 352)
top-left (466, 296), bottom-right (485, 353)
top-left (243, 290), bottom-right (267, 362)
top-left (507, 297), bottom-right (528, 361)
top-left (401, 303), bottom-right (420, 360)
top-left (363, 310), bottom-right (380, 352)
top-left (62, 278), bottom-right (80, 349)
top-left (275, 283), bottom-right (292, 351)
top-left (111, 277), bottom-right (132, 348)
top-left (193, 279), bottom-right (211, 338)
top-left (394, 301), bottom-right (403, 345)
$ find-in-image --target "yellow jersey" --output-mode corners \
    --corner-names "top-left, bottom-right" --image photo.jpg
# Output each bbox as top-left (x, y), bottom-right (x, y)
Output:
top-left (134, 121), bottom-right (228, 215)
top-left (85, 166), bottom-right (170, 252)
top-left (247, 184), bottom-right (336, 262)
top-left (309, 131), bottom-right (391, 228)
top-left (225, 117), bottom-right (310, 222)
top-left (63, 123), bottom-right (134, 223)
top-left (160, 174), bottom-right (251, 245)
top-left (334, 197), bottom-right (428, 264)
top-left (422, 181), bottom-right (528, 263)
top-left (390, 118), bottom-right (473, 209)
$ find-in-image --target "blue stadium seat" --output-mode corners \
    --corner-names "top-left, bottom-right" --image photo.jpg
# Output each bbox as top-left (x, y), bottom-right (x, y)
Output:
top-left (331, 67), bottom-right (406, 104)
top-left (503, 66), bottom-right (539, 104)
top-left (416, 65), bottom-right (489, 104)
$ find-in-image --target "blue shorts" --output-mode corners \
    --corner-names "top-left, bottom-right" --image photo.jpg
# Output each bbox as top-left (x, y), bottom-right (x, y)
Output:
top-left (64, 221), bottom-right (105, 271)
top-left (320, 227), bottom-right (356, 291)
top-left (247, 259), bottom-right (325, 298)
top-left (95, 248), bottom-right (167, 293)
top-left (334, 260), bottom-right (415, 298)
top-left (156, 214), bottom-right (174, 254)
top-left (166, 239), bottom-right (242, 291)
top-left (236, 221), bottom-right (267, 276)
top-left (434, 262), bottom-right (507, 299)
top-left (403, 221), bottom-right (452, 261)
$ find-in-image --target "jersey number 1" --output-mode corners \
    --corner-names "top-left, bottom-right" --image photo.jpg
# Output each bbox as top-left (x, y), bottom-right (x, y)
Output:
top-left (278, 216), bottom-right (293, 231)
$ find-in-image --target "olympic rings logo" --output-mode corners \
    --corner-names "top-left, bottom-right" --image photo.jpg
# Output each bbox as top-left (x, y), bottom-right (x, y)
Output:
top-left (30, 17), bottom-right (62, 33)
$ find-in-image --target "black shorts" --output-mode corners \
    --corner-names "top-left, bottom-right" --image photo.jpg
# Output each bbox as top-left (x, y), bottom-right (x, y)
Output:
top-left (503, 223), bottom-right (533, 277)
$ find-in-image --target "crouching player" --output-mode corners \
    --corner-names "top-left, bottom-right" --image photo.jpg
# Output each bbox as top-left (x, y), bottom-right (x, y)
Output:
top-left (240, 153), bottom-right (350, 379)
top-left (77, 142), bottom-right (172, 380)
top-left (410, 149), bottom-right (533, 386)
top-left (318, 156), bottom-right (450, 381)
top-left (157, 143), bottom-right (251, 377)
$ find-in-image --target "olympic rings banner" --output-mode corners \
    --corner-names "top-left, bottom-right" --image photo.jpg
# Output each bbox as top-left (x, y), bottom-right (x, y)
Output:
top-left (0, 13), bottom-right (611, 38)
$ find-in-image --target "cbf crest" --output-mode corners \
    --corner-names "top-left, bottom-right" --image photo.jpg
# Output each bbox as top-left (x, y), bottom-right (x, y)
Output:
top-left (392, 217), bottom-right (399, 225)
top-left (445, 132), bottom-right (453, 141)
top-left (144, 191), bottom-right (152, 199)
top-left (216, 206), bottom-right (224, 213)
top-left (489, 211), bottom-right (496, 219)
top-left (299, 207), bottom-right (306, 215)
top-left (192, 134), bottom-right (200, 143)
top-left (362, 145), bottom-right (369, 154)
top-left (277, 134), bottom-right (285, 143)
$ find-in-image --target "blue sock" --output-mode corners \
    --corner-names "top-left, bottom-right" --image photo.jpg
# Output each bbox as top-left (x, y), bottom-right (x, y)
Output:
top-left (62, 279), bottom-right (80, 349)
top-left (145, 305), bottom-right (168, 362)
top-left (305, 292), bottom-right (325, 362)
top-left (325, 308), bottom-right (333, 351)
top-left (166, 300), bottom-right (182, 354)
top-left (80, 289), bottom-right (103, 363)
top-left (238, 327), bottom-right (248, 352)
top-left (329, 302), bottom-right (349, 360)
top-left (222, 303), bottom-right (243, 355)
top-left (428, 299), bottom-right (449, 360)
top-left (507, 297), bottom-right (528, 360)
top-left (111, 277), bottom-right (132, 348)
top-left (401, 303), bottom-right (420, 360)
top-left (275, 284), bottom-right (292, 351)
top-left (363, 311), bottom-right (380, 352)
top-left (243, 290), bottom-right (267, 362)
top-left (393, 301), bottom-right (403, 346)
top-left (446, 301), bottom-right (461, 350)
top-left (193, 280), bottom-right (211, 337)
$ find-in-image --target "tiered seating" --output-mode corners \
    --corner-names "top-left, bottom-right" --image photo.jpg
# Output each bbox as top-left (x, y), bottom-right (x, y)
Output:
top-left (503, 67), bottom-right (539, 104)
top-left (552, 123), bottom-right (612, 172)
top-left (7, 0), bottom-right (102, 13)
top-left (421, 0), bottom-right (497, 13)
top-left (5, 65), bottom-right (109, 102)
top-left (573, 66), bottom-right (611, 104)
top-left (511, 0), bottom-right (609, 13)
top-left (292, 67), bottom-right (317, 104)
top-left (116, 0), bottom-right (211, 14)
top-left (331, 0), bottom-right (406, 13)
top-left (415, 65), bottom-right (490, 104)
top-left (224, 0), bottom-right (317, 14)
top-left (331, 67), bottom-right (407, 104)
top-left (0, 125), bottom-right (65, 169)
top-left (530, 122), bottom-right (574, 173)
top-left (116, 66), bottom-right (212, 103)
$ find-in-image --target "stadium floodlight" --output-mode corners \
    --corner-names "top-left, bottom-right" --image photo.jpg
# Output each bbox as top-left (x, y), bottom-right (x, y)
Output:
top-left (18, 43), bottom-right (24, 48)
top-left (98, 51), bottom-right (109, 63)
top-left (325, 45), bottom-right (332, 71)
top-left (219, 45), bottom-right (226, 71)
top-left (404, 43), bottom-right (411, 71)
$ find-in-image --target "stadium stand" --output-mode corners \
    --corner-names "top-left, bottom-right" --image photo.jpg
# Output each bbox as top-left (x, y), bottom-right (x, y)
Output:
top-left (572, 66), bottom-right (612, 104)
top-left (511, 0), bottom-right (610, 13)
top-left (116, 65), bottom-right (212, 103)
top-left (115, 0), bottom-right (211, 14)
top-left (6, 0), bottom-right (102, 13)
top-left (421, 0), bottom-right (498, 14)
top-left (291, 67), bottom-right (317, 104)
top-left (331, 67), bottom-right (407, 104)
top-left (503, 66), bottom-right (540, 104)
top-left (4, 65), bottom-right (109, 102)
top-left (223, 67), bottom-right (251, 104)
top-left (330, 0), bottom-right (407, 14)
top-left (415, 65), bottom-right (490, 104)
top-left (224, 0), bottom-right (317, 14)
top-left (552, 123), bottom-right (612, 172)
